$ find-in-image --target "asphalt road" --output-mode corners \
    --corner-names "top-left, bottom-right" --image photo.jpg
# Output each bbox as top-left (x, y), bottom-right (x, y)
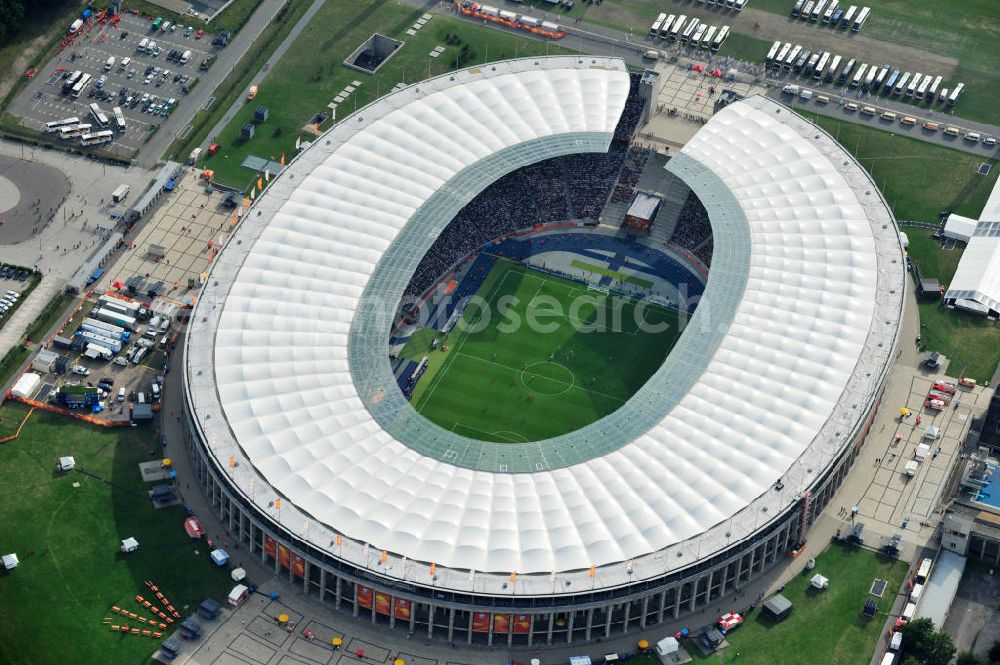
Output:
top-left (136, 0), bottom-right (290, 168)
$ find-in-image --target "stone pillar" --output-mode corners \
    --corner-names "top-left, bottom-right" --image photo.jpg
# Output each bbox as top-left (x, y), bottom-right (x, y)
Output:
top-left (567, 612), bottom-right (575, 644)
top-left (335, 576), bottom-right (342, 610)
top-left (640, 596), bottom-right (649, 628)
top-left (657, 589), bottom-right (667, 623)
top-left (585, 608), bottom-right (594, 641)
top-left (302, 559), bottom-right (310, 593)
top-left (605, 604), bottom-right (613, 638)
top-left (547, 613), bottom-right (555, 645)
top-left (447, 608), bottom-right (455, 642)
top-left (319, 568), bottom-right (327, 603)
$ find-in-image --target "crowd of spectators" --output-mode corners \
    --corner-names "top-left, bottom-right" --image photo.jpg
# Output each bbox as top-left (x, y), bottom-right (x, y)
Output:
top-left (402, 73), bottom-right (647, 300)
top-left (610, 145), bottom-right (651, 204)
top-left (670, 192), bottom-right (714, 266)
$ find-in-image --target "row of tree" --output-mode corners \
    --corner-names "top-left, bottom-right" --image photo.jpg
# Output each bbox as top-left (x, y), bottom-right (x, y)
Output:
top-left (0, 0), bottom-right (75, 49)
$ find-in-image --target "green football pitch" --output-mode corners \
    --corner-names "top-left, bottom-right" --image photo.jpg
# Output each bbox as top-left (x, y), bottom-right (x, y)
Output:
top-left (404, 260), bottom-right (684, 443)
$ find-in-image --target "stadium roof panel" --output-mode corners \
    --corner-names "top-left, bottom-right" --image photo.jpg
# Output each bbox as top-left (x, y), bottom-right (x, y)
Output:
top-left (186, 59), bottom-right (903, 592)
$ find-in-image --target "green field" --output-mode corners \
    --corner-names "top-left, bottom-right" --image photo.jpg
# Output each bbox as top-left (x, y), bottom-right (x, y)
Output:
top-left (799, 111), bottom-right (999, 223)
top-left (197, 0), bottom-right (574, 187)
top-left (904, 230), bottom-right (1000, 382)
top-left (625, 544), bottom-right (908, 665)
top-left (405, 260), bottom-right (682, 442)
top-left (570, 259), bottom-right (654, 288)
top-left (0, 402), bottom-right (232, 665)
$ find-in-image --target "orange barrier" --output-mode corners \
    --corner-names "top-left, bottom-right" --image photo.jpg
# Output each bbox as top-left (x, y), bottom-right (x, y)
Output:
top-left (8, 395), bottom-right (131, 427)
top-left (0, 406), bottom-right (37, 444)
top-left (455, 0), bottom-right (566, 38)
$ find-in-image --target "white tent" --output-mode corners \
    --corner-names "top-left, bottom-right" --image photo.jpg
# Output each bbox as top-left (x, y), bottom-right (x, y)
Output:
top-left (915, 444), bottom-right (931, 461)
top-left (231, 567), bottom-right (246, 581)
top-left (228, 583), bottom-right (249, 607)
top-left (943, 214), bottom-right (979, 243)
top-left (120, 537), bottom-right (139, 553)
top-left (11, 373), bottom-right (40, 399)
top-left (810, 574), bottom-right (829, 589)
top-left (924, 426), bottom-right (940, 440)
top-left (58, 456), bottom-right (76, 471)
top-left (905, 460), bottom-right (919, 476)
top-left (656, 636), bottom-right (680, 655)
top-left (944, 229), bottom-right (1000, 316)
top-left (2, 553), bottom-right (18, 569)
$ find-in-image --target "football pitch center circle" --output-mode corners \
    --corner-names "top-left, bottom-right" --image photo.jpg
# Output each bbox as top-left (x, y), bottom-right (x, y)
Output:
top-left (519, 361), bottom-right (575, 397)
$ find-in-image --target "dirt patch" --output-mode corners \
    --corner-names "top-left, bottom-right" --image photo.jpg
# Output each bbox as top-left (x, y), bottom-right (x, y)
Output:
top-left (588, 1), bottom-right (958, 76)
top-left (0, 31), bottom-right (57, 105)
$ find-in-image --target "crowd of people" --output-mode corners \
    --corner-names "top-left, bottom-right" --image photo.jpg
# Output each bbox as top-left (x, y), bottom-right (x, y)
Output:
top-left (402, 74), bottom-right (647, 300)
top-left (670, 192), bottom-right (714, 266)
top-left (610, 145), bottom-right (651, 204)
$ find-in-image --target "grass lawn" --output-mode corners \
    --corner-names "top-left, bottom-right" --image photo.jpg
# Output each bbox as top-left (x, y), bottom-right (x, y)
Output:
top-left (715, 31), bottom-right (777, 62)
top-left (904, 231), bottom-right (964, 283)
top-left (409, 260), bottom-right (681, 442)
top-left (0, 403), bottom-right (233, 665)
top-left (571, 259), bottom-right (654, 288)
top-left (798, 111), bottom-right (999, 223)
top-left (630, 544), bottom-right (908, 665)
top-left (196, 0), bottom-right (574, 187)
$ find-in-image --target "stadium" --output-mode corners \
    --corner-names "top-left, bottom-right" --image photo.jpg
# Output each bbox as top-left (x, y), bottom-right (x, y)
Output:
top-left (182, 56), bottom-right (906, 645)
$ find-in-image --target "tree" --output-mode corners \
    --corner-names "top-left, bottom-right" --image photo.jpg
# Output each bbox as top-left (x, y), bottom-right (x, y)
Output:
top-left (989, 640), bottom-right (1000, 664)
top-left (900, 618), bottom-right (956, 665)
top-left (956, 651), bottom-right (982, 665)
top-left (901, 618), bottom-right (936, 651)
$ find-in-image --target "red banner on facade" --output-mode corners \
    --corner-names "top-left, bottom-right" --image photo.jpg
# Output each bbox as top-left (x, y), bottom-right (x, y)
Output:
top-left (291, 553), bottom-right (305, 579)
top-left (277, 543), bottom-right (290, 569)
top-left (393, 598), bottom-right (411, 621)
top-left (512, 614), bottom-right (531, 634)
top-left (472, 612), bottom-right (491, 632)
top-left (356, 585), bottom-right (373, 609)
top-left (375, 592), bottom-right (391, 615)
top-left (264, 535), bottom-right (276, 558)
top-left (493, 614), bottom-right (510, 634)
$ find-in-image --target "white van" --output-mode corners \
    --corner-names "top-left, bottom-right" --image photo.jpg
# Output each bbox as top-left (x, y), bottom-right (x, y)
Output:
top-left (902, 602), bottom-right (916, 621)
top-left (909, 583), bottom-right (924, 603)
top-left (138, 37), bottom-right (149, 52)
top-left (118, 387), bottom-right (126, 402)
top-left (151, 383), bottom-right (161, 400)
top-left (180, 50), bottom-right (191, 65)
top-left (104, 56), bottom-right (116, 71)
top-left (137, 392), bottom-right (146, 404)
top-left (159, 334), bottom-right (169, 348)
top-left (889, 631), bottom-right (903, 651)
top-left (159, 318), bottom-right (170, 333)
top-left (880, 653), bottom-right (895, 665)
top-left (119, 57), bottom-right (131, 70)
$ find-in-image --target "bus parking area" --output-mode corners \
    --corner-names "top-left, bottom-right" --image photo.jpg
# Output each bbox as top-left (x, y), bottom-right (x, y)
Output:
top-left (7, 12), bottom-right (220, 157)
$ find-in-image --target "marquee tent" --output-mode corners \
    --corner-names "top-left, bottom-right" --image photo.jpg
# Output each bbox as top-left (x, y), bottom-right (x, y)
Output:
top-left (656, 636), bottom-right (680, 655)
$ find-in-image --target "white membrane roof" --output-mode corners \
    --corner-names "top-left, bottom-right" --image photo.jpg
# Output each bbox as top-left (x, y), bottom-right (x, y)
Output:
top-left (186, 65), bottom-right (903, 594)
top-left (945, 221), bottom-right (1000, 314)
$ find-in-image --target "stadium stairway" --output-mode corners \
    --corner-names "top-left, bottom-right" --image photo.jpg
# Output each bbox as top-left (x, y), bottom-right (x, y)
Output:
top-left (648, 172), bottom-right (690, 248)
top-left (558, 159), bottom-right (579, 220)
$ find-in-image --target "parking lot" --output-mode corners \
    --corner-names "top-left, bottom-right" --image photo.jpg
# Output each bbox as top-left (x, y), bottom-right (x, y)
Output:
top-left (8, 13), bottom-right (219, 157)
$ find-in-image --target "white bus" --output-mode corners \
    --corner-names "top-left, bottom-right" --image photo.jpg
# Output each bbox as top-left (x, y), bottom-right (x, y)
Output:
top-left (792, 0), bottom-right (805, 15)
top-left (681, 18), bottom-right (700, 43)
top-left (733, 0), bottom-right (747, 11)
top-left (906, 73), bottom-right (922, 96)
top-left (71, 73), bottom-right (92, 98)
top-left (916, 74), bottom-right (931, 98)
top-left (851, 63), bottom-right (867, 87)
top-left (650, 12), bottom-right (667, 37)
top-left (45, 116), bottom-right (80, 133)
top-left (800, 1), bottom-right (814, 20)
top-left (691, 23), bottom-right (708, 46)
top-left (811, 0), bottom-right (826, 22)
top-left (711, 25), bottom-right (729, 50)
top-left (89, 103), bottom-right (110, 128)
top-left (840, 5), bottom-right (857, 27)
top-left (701, 25), bottom-right (717, 49)
top-left (853, 6), bottom-right (870, 31)
top-left (659, 14), bottom-right (676, 38)
top-left (80, 130), bottom-right (114, 146)
top-left (863, 65), bottom-right (877, 89)
top-left (822, 0), bottom-right (839, 23)
top-left (112, 106), bottom-right (126, 132)
top-left (947, 82), bottom-right (965, 106)
top-left (926, 75), bottom-right (942, 101)
top-left (784, 44), bottom-right (802, 71)
top-left (825, 55), bottom-right (842, 81)
top-left (668, 14), bottom-right (686, 40)
top-left (894, 72), bottom-right (911, 95)
top-left (59, 123), bottom-right (92, 139)
top-left (765, 40), bottom-right (781, 65)
top-left (873, 65), bottom-right (890, 89)
top-left (61, 71), bottom-right (82, 94)
top-left (813, 52), bottom-right (831, 80)
top-left (775, 42), bottom-right (792, 68)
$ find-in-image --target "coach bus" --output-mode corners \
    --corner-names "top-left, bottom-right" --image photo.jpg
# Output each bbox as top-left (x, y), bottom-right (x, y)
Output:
top-left (61, 71), bottom-right (82, 95)
top-left (71, 73), bottom-right (92, 98)
top-left (733, 0), bottom-right (747, 12)
top-left (80, 130), bottom-right (114, 147)
top-left (906, 73), bottom-right (922, 96)
top-left (701, 25), bottom-right (717, 49)
top-left (680, 18), bottom-right (700, 43)
top-left (659, 14), bottom-right (676, 38)
top-left (59, 123), bottom-right (92, 139)
top-left (947, 82), bottom-right (965, 107)
top-left (691, 23), bottom-right (707, 46)
top-left (915, 74), bottom-right (931, 98)
top-left (840, 5), bottom-right (857, 27)
top-left (804, 52), bottom-right (820, 76)
top-left (650, 13), bottom-right (667, 37)
top-left (837, 58), bottom-right (856, 83)
top-left (89, 103), bottom-right (110, 128)
top-left (825, 54), bottom-right (842, 81)
top-left (883, 69), bottom-right (900, 92)
top-left (112, 106), bottom-right (126, 132)
top-left (822, 0), bottom-right (839, 23)
top-left (792, 0), bottom-right (805, 15)
top-left (873, 65), bottom-right (890, 89)
top-left (774, 42), bottom-right (792, 69)
top-left (893, 72), bottom-right (911, 95)
top-left (810, 0), bottom-right (826, 22)
top-left (45, 116), bottom-right (80, 133)
top-left (668, 14), bottom-right (686, 40)
top-left (850, 63), bottom-right (867, 87)
top-left (863, 64), bottom-right (878, 90)
top-left (800, 1), bottom-right (814, 20)
top-left (926, 75), bottom-right (942, 101)
top-left (711, 25), bottom-right (729, 51)
top-left (852, 6), bottom-right (870, 31)
top-left (813, 52), bottom-right (830, 80)
top-left (784, 44), bottom-right (802, 70)
top-left (765, 40), bottom-right (781, 65)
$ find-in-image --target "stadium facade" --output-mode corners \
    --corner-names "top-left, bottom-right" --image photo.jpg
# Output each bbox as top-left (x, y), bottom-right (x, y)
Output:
top-left (182, 57), bottom-right (906, 645)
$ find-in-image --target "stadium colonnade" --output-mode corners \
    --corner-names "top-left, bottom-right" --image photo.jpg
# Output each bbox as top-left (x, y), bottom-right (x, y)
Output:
top-left (182, 57), bottom-right (905, 646)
